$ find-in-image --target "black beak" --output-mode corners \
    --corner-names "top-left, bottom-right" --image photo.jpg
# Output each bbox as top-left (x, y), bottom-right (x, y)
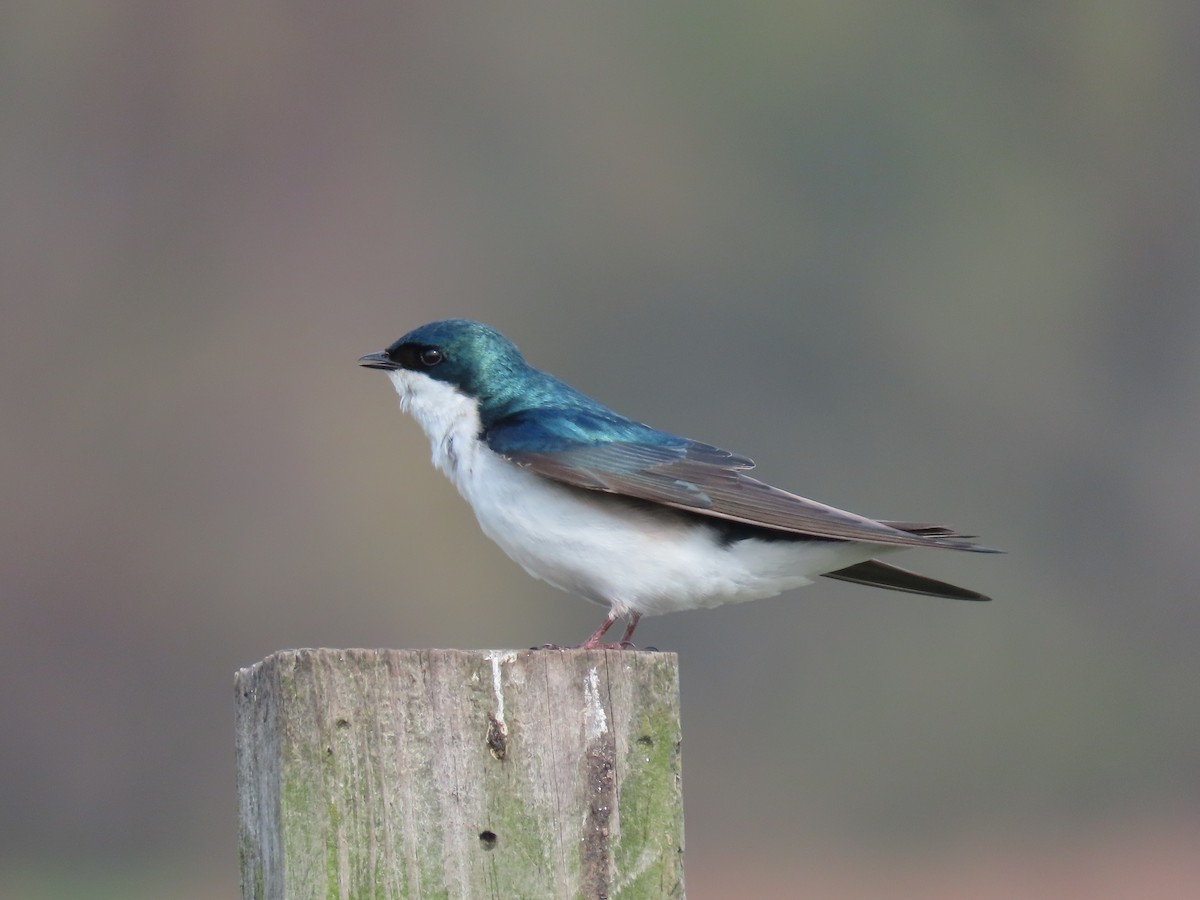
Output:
top-left (358, 351), bottom-right (399, 370)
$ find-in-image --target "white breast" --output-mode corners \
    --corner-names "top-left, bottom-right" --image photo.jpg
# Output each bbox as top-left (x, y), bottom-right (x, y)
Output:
top-left (387, 370), bottom-right (880, 618)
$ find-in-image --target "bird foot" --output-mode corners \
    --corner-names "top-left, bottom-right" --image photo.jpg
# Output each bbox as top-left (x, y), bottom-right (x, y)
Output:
top-left (531, 611), bottom-right (649, 651)
top-left (530, 641), bottom-right (658, 652)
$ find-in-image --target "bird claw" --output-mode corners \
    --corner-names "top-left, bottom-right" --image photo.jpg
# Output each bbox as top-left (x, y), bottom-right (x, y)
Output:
top-left (530, 640), bottom-right (658, 651)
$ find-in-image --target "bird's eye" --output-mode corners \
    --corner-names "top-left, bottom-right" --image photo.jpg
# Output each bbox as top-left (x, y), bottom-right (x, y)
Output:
top-left (419, 347), bottom-right (444, 367)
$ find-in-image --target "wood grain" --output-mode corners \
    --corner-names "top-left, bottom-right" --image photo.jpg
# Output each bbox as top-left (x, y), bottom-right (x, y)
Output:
top-left (236, 648), bottom-right (685, 899)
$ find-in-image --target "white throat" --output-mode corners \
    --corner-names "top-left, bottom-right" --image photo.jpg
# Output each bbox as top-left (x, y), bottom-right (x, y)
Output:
top-left (386, 369), bottom-right (484, 482)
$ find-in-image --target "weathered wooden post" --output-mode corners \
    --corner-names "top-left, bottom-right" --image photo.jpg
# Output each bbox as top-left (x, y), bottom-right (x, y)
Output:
top-left (235, 648), bottom-right (684, 899)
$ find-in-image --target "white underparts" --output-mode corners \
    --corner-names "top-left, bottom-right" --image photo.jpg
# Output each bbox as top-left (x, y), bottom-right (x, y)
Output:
top-left (387, 370), bottom-right (883, 618)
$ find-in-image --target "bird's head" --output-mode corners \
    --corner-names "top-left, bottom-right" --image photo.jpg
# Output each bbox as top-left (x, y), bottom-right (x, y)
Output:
top-left (359, 319), bottom-right (529, 406)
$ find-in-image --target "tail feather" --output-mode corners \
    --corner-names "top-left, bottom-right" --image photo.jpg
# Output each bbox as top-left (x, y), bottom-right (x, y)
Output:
top-left (823, 559), bottom-right (990, 601)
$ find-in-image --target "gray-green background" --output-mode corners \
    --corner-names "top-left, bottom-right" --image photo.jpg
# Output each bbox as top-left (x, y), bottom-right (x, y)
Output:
top-left (4, 3), bottom-right (1198, 897)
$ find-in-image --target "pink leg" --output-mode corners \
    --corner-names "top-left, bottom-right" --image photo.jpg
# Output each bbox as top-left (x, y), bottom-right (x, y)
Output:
top-left (580, 611), bottom-right (643, 650)
top-left (580, 611), bottom-right (619, 649)
top-left (618, 612), bottom-right (642, 646)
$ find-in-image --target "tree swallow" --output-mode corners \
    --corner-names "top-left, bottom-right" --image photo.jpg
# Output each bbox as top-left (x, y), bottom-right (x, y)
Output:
top-left (360, 320), bottom-right (996, 648)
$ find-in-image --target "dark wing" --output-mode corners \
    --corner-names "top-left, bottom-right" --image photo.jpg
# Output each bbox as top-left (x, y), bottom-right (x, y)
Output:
top-left (822, 559), bottom-right (990, 600)
top-left (485, 411), bottom-right (994, 552)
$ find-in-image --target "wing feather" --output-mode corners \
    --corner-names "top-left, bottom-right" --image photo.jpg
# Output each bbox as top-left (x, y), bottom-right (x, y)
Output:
top-left (486, 412), bottom-right (993, 552)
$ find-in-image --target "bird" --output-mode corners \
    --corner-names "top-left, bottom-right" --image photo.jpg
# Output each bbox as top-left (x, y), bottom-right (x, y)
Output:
top-left (360, 319), bottom-right (996, 649)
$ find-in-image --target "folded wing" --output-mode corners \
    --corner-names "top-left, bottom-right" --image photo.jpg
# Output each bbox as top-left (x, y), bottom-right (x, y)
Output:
top-left (486, 410), bottom-right (995, 552)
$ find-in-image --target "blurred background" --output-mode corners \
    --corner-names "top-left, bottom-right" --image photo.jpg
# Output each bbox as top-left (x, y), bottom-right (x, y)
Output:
top-left (3, 2), bottom-right (1199, 897)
